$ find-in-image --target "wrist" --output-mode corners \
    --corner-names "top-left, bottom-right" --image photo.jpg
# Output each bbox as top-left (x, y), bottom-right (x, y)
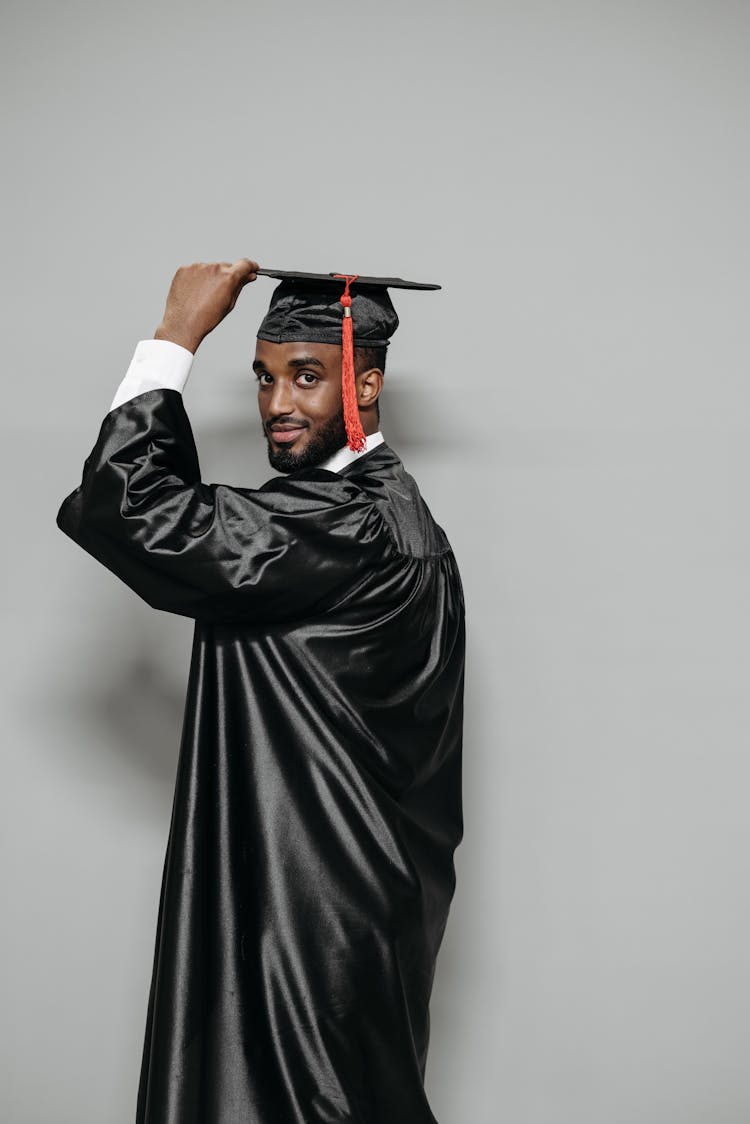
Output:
top-left (154, 321), bottom-right (202, 355)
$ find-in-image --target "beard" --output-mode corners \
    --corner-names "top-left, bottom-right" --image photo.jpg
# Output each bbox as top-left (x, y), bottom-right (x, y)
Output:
top-left (265, 409), bottom-right (349, 474)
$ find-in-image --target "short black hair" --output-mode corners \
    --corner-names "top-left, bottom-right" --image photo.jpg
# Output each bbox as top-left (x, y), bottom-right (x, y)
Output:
top-left (353, 344), bottom-right (387, 377)
top-left (353, 345), bottom-right (386, 422)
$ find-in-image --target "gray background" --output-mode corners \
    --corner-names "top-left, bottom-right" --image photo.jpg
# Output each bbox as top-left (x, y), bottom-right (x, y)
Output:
top-left (2, 1), bottom-right (749, 1121)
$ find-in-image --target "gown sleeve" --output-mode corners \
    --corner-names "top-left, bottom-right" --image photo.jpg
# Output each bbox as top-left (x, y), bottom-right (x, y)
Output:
top-left (56, 388), bottom-right (390, 624)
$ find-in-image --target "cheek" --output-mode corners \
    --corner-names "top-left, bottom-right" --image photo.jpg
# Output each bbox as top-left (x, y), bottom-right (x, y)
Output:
top-left (309, 381), bottom-right (342, 418)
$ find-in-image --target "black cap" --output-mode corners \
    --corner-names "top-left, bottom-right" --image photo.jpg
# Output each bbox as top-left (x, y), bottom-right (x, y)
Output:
top-left (254, 268), bottom-right (441, 452)
top-left (255, 269), bottom-right (440, 348)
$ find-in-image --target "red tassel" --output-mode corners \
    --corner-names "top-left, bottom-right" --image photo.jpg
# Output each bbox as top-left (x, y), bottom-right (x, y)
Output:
top-left (333, 273), bottom-right (367, 452)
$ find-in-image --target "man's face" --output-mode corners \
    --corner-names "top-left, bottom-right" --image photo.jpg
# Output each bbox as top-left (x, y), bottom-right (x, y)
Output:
top-left (253, 339), bottom-right (347, 473)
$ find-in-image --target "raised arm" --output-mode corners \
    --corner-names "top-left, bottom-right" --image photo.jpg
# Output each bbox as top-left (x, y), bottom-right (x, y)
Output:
top-left (57, 390), bottom-right (387, 623)
top-left (56, 261), bottom-right (391, 623)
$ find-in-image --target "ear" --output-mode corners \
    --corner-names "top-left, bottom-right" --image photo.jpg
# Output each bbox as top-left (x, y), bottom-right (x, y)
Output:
top-left (356, 367), bottom-right (384, 409)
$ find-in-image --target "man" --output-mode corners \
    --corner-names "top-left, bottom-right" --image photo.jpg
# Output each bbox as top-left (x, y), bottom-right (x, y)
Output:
top-left (57, 258), bottom-right (465, 1124)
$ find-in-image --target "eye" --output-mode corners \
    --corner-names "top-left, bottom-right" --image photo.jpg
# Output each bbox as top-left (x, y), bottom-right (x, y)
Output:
top-left (297, 371), bottom-right (319, 386)
top-left (255, 371), bottom-right (273, 385)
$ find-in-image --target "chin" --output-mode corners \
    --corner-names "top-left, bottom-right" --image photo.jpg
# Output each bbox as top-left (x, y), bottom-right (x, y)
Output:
top-left (265, 414), bottom-right (348, 474)
top-left (267, 443), bottom-right (314, 474)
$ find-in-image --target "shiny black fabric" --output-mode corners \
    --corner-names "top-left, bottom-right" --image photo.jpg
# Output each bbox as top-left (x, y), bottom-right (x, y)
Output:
top-left (57, 389), bottom-right (465, 1124)
top-left (257, 277), bottom-right (400, 348)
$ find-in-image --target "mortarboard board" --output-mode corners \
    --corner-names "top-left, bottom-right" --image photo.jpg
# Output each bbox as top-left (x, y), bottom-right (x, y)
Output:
top-left (255, 269), bottom-right (440, 452)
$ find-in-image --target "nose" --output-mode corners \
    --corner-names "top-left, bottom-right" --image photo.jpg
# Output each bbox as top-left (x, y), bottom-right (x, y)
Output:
top-left (267, 378), bottom-right (295, 418)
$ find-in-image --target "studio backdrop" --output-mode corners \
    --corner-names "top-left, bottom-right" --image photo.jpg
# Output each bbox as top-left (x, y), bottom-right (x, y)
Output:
top-left (2, 2), bottom-right (749, 1122)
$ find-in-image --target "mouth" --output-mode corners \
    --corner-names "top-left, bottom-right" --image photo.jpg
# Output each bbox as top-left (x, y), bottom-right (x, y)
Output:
top-left (268, 424), bottom-right (308, 445)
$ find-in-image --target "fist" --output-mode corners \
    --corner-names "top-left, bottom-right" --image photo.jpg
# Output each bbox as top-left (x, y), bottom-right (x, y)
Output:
top-left (154, 258), bottom-right (260, 354)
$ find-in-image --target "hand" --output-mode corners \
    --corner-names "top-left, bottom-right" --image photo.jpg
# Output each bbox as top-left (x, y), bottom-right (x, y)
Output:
top-left (154, 258), bottom-right (259, 354)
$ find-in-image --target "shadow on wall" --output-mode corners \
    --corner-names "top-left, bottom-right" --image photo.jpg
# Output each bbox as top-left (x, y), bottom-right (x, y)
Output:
top-left (40, 599), bottom-right (192, 817)
top-left (377, 379), bottom-right (467, 454)
top-left (87, 642), bottom-right (191, 788)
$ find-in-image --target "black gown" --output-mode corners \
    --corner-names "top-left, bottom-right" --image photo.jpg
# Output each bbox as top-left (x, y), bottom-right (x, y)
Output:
top-left (57, 388), bottom-right (465, 1124)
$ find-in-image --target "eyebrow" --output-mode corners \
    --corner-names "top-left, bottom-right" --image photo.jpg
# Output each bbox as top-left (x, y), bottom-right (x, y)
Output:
top-left (252, 355), bottom-right (327, 373)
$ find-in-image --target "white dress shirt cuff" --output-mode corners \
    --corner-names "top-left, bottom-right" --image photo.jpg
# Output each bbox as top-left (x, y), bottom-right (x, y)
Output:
top-left (109, 339), bottom-right (195, 411)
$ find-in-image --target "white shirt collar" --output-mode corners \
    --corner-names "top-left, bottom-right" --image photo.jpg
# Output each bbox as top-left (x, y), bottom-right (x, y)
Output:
top-left (318, 431), bottom-right (385, 474)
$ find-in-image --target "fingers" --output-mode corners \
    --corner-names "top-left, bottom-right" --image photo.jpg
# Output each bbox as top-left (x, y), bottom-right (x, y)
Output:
top-left (231, 257), bottom-right (260, 284)
top-left (225, 259), bottom-right (259, 312)
top-left (195, 259), bottom-right (259, 281)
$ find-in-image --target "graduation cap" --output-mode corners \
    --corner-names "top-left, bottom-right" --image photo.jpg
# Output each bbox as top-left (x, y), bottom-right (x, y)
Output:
top-left (255, 269), bottom-right (441, 452)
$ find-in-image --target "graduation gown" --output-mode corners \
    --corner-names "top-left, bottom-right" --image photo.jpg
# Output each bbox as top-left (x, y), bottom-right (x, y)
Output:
top-left (57, 388), bottom-right (465, 1124)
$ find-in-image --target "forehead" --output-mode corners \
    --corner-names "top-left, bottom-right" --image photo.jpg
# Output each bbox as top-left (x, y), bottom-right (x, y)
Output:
top-left (253, 339), bottom-right (343, 370)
